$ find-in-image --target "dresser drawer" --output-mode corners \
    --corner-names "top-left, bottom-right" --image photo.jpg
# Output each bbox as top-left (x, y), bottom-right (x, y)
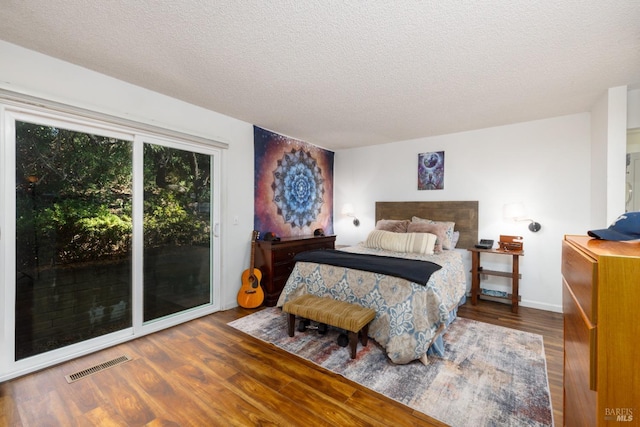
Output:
top-left (272, 248), bottom-right (301, 263)
top-left (563, 280), bottom-right (597, 426)
top-left (562, 240), bottom-right (598, 323)
top-left (272, 240), bottom-right (334, 262)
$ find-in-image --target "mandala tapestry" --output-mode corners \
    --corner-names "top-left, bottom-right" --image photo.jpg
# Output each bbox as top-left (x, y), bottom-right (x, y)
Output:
top-left (254, 126), bottom-right (334, 238)
top-left (418, 151), bottom-right (445, 190)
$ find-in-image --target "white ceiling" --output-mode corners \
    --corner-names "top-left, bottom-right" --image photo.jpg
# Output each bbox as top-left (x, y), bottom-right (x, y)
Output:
top-left (1, 1), bottom-right (639, 150)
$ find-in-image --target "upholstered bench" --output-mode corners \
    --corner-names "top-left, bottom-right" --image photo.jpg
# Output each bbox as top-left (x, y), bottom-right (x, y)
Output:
top-left (282, 294), bottom-right (376, 359)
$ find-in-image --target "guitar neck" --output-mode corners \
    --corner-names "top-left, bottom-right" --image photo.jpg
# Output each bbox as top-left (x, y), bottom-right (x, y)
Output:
top-left (249, 241), bottom-right (256, 272)
top-left (249, 230), bottom-right (259, 273)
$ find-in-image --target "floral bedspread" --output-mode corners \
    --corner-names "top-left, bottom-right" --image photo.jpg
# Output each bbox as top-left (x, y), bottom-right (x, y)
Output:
top-left (276, 244), bottom-right (467, 364)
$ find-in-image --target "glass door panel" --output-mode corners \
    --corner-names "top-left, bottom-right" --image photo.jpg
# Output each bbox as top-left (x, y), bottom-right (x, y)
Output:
top-left (143, 143), bottom-right (211, 322)
top-left (14, 121), bottom-right (133, 360)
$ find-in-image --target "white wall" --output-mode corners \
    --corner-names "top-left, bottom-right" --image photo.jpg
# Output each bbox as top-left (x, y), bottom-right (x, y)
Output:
top-left (629, 130), bottom-right (640, 153)
top-left (629, 89), bottom-right (640, 153)
top-left (591, 86), bottom-right (628, 225)
top-left (606, 87), bottom-right (628, 223)
top-left (628, 89), bottom-right (640, 130)
top-left (591, 92), bottom-right (609, 227)
top-left (334, 114), bottom-right (592, 312)
top-left (0, 40), bottom-right (255, 310)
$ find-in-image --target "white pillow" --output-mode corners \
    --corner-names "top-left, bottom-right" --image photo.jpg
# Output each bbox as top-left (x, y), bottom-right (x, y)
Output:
top-left (365, 230), bottom-right (437, 255)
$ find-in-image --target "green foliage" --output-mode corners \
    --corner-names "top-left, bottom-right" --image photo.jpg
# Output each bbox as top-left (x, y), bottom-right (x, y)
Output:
top-left (15, 121), bottom-right (211, 266)
top-left (144, 190), bottom-right (208, 247)
top-left (32, 198), bottom-right (132, 263)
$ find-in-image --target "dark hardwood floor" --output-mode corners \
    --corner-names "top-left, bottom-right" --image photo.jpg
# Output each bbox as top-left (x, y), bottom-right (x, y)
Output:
top-left (0, 300), bottom-right (563, 426)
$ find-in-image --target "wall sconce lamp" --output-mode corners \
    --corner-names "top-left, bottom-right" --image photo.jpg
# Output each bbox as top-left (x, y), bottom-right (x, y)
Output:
top-left (341, 203), bottom-right (360, 226)
top-left (503, 202), bottom-right (542, 232)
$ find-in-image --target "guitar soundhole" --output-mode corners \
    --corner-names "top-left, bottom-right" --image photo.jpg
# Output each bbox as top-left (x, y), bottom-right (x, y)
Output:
top-left (248, 276), bottom-right (257, 288)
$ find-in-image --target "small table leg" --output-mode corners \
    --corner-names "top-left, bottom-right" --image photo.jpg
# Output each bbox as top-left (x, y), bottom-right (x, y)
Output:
top-left (471, 251), bottom-right (481, 305)
top-left (511, 254), bottom-right (519, 314)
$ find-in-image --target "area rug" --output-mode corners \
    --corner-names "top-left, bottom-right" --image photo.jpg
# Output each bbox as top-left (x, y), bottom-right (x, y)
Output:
top-left (228, 307), bottom-right (553, 427)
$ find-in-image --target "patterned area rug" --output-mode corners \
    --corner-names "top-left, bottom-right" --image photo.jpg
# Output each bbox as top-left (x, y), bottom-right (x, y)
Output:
top-left (228, 307), bottom-right (553, 427)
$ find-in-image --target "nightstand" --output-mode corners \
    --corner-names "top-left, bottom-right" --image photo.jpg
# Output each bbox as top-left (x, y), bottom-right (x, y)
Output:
top-left (467, 247), bottom-right (524, 313)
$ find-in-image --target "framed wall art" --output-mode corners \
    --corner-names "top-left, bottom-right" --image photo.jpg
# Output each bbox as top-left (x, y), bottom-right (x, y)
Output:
top-left (418, 151), bottom-right (445, 190)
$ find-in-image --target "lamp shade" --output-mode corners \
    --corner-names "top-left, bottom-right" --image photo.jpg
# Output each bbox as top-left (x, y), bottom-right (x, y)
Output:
top-left (341, 203), bottom-right (355, 216)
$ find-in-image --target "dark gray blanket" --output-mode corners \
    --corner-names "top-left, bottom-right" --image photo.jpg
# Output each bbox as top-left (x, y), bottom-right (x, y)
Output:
top-left (293, 249), bottom-right (442, 285)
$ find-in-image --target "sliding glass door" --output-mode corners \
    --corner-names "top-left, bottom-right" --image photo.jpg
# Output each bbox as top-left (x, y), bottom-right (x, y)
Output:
top-left (3, 108), bottom-right (221, 377)
top-left (14, 120), bottom-right (134, 360)
top-left (142, 142), bottom-right (212, 322)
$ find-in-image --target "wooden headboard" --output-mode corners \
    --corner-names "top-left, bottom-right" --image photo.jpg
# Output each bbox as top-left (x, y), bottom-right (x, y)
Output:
top-left (375, 201), bottom-right (479, 249)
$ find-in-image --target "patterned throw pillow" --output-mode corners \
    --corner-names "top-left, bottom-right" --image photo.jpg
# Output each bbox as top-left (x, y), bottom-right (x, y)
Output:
top-left (375, 219), bottom-right (410, 233)
top-left (451, 231), bottom-right (460, 248)
top-left (411, 216), bottom-right (455, 250)
top-left (407, 221), bottom-right (448, 253)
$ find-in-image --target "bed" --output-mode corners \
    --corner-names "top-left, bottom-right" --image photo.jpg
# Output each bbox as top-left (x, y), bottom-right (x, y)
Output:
top-left (276, 201), bottom-right (478, 365)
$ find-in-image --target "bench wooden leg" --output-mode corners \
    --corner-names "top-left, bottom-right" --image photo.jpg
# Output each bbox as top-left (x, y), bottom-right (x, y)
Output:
top-left (287, 313), bottom-right (295, 337)
top-left (348, 331), bottom-right (358, 359)
top-left (360, 323), bottom-right (370, 347)
top-left (347, 322), bottom-right (373, 359)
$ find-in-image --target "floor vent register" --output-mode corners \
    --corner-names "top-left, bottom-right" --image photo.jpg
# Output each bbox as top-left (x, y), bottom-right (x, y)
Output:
top-left (65, 354), bottom-right (132, 383)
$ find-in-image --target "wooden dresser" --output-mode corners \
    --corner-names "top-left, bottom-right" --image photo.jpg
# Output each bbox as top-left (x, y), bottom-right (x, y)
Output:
top-left (255, 234), bottom-right (336, 306)
top-left (562, 235), bottom-right (640, 426)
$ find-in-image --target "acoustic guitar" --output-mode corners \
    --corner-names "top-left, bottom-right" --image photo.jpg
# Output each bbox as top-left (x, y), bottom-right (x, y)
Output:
top-left (237, 230), bottom-right (264, 308)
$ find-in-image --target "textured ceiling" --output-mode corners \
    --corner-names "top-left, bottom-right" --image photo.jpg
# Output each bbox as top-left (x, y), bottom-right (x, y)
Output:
top-left (1, 1), bottom-right (639, 149)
